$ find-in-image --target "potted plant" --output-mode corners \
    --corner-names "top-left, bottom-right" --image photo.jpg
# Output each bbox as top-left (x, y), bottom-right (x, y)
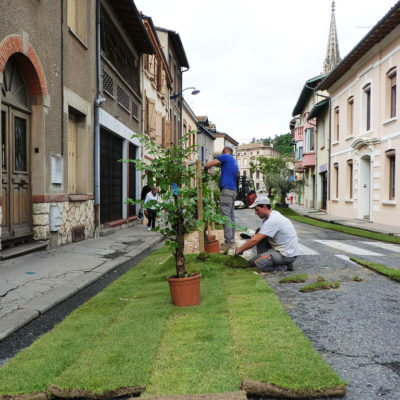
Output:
top-left (126, 132), bottom-right (225, 306)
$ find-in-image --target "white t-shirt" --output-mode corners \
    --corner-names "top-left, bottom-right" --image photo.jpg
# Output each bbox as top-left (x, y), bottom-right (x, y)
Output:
top-left (144, 192), bottom-right (159, 209)
top-left (259, 210), bottom-right (299, 257)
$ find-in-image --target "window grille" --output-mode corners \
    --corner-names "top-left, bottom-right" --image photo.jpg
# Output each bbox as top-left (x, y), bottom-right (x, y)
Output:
top-left (117, 85), bottom-right (130, 112)
top-left (103, 70), bottom-right (114, 97)
top-left (132, 101), bottom-right (139, 119)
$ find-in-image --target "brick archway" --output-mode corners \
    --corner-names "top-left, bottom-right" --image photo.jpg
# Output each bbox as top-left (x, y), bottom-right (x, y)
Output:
top-left (0, 35), bottom-right (48, 98)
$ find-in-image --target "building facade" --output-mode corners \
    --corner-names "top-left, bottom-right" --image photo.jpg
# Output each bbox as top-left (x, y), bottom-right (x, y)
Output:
top-left (96, 0), bottom-right (153, 226)
top-left (0, 0), bottom-right (97, 257)
top-left (236, 143), bottom-right (280, 192)
top-left (318, 3), bottom-right (400, 227)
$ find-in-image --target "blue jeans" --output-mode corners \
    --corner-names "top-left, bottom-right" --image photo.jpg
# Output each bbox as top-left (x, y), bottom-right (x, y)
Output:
top-left (220, 188), bottom-right (236, 244)
top-left (249, 236), bottom-right (296, 272)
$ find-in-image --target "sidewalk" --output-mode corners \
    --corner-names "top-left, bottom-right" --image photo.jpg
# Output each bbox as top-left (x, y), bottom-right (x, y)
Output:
top-left (0, 224), bottom-right (164, 341)
top-left (291, 203), bottom-right (400, 236)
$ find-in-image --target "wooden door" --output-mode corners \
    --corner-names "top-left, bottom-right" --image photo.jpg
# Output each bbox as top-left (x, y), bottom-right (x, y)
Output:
top-left (1, 106), bottom-right (32, 240)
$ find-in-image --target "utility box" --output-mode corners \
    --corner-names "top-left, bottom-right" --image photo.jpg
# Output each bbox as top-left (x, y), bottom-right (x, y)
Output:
top-left (50, 204), bottom-right (62, 231)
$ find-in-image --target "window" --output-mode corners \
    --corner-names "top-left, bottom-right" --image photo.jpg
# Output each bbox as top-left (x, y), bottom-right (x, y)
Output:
top-left (347, 160), bottom-right (353, 199)
top-left (386, 150), bottom-right (396, 199)
top-left (334, 107), bottom-right (339, 141)
top-left (305, 128), bottom-right (314, 152)
top-left (101, 7), bottom-right (139, 93)
top-left (296, 141), bottom-right (303, 160)
top-left (363, 84), bottom-right (371, 131)
top-left (68, 0), bottom-right (87, 43)
top-left (334, 163), bottom-right (339, 198)
top-left (347, 97), bottom-right (354, 136)
top-left (387, 68), bottom-right (397, 118)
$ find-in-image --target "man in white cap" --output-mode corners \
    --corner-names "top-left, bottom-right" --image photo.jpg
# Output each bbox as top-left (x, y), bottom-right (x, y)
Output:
top-left (234, 195), bottom-right (298, 272)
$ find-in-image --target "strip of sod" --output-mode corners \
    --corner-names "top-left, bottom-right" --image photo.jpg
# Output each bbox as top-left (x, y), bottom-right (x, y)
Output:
top-left (144, 262), bottom-right (241, 396)
top-left (0, 246), bottom-right (173, 398)
top-left (350, 257), bottom-right (400, 282)
top-left (0, 249), bottom-right (345, 399)
top-left (278, 207), bottom-right (400, 245)
top-left (222, 266), bottom-right (346, 395)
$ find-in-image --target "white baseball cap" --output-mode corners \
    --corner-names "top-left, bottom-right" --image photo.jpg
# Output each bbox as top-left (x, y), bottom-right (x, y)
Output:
top-left (249, 195), bottom-right (271, 208)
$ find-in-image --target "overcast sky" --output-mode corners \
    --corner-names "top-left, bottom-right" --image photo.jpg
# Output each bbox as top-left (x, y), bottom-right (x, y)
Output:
top-left (135, 0), bottom-right (398, 144)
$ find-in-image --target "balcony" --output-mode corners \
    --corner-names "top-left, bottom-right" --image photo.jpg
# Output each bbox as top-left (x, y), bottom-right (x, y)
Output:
top-left (294, 126), bottom-right (304, 141)
top-left (302, 152), bottom-right (316, 168)
top-left (295, 160), bottom-right (304, 172)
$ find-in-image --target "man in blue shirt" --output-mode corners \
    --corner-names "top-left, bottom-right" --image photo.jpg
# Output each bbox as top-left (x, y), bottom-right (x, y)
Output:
top-left (204, 146), bottom-right (238, 250)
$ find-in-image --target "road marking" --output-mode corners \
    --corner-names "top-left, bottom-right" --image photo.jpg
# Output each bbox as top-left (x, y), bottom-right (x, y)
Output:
top-left (364, 241), bottom-right (400, 254)
top-left (298, 243), bottom-right (319, 255)
top-left (335, 255), bottom-right (359, 265)
top-left (314, 240), bottom-right (383, 256)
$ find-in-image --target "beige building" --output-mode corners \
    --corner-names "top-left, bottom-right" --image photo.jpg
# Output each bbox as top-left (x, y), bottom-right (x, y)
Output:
top-left (142, 16), bottom-right (172, 150)
top-left (236, 143), bottom-right (280, 192)
top-left (213, 132), bottom-right (239, 156)
top-left (318, 3), bottom-right (400, 228)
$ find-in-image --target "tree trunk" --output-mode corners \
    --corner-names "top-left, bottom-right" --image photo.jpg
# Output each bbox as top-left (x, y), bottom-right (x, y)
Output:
top-left (175, 210), bottom-right (186, 278)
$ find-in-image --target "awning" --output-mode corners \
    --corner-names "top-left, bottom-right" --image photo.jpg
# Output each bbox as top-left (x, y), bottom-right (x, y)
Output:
top-left (307, 99), bottom-right (329, 121)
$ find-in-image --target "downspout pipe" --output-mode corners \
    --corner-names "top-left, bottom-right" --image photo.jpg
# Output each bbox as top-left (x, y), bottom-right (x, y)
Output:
top-left (94, 0), bottom-right (106, 229)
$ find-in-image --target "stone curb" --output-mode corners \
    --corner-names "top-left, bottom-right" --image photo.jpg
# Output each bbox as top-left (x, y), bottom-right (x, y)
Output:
top-left (0, 235), bottom-right (165, 342)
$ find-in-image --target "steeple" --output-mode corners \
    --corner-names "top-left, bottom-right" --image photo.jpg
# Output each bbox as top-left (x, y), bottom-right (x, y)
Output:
top-left (323, 1), bottom-right (341, 73)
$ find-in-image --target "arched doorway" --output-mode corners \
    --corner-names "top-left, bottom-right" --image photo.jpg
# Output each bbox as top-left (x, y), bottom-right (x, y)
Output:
top-left (1, 56), bottom-right (32, 246)
top-left (358, 155), bottom-right (371, 220)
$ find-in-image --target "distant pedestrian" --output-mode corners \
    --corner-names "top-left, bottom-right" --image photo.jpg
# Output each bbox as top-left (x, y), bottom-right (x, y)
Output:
top-left (204, 146), bottom-right (238, 250)
top-left (234, 195), bottom-right (298, 272)
top-left (139, 184), bottom-right (152, 222)
top-left (144, 187), bottom-right (159, 230)
top-left (289, 190), bottom-right (294, 205)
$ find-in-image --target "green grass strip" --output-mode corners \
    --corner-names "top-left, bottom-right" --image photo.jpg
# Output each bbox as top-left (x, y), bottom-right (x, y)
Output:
top-left (0, 250), bottom-right (345, 398)
top-left (299, 281), bottom-right (340, 293)
top-left (222, 268), bottom-right (345, 392)
top-left (350, 257), bottom-right (400, 282)
top-left (277, 207), bottom-right (400, 244)
top-left (144, 259), bottom-right (241, 396)
top-left (0, 246), bottom-right (172, 396)
top-left (279, 273), bottom-right (308, 283)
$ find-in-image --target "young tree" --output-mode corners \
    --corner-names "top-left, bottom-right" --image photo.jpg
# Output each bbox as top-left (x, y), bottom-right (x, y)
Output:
top-left (126, 133), bottom-right (225, 278)
top-left (250, 156), bottom-right (295, 204)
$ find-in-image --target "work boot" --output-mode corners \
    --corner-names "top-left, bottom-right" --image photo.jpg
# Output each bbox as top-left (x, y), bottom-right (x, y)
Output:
top-left (286, 262), bottom-right (294, 271)
top-left (220, 242), bottom-right (234, 251)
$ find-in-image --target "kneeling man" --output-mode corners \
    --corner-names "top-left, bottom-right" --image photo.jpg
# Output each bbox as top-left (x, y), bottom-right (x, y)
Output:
top-left (234, 196), bottom-right (298, 272)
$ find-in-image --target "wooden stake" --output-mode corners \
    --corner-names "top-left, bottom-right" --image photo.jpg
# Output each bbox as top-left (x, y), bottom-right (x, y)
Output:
top-left (196, 159), bottom-right (205, 252)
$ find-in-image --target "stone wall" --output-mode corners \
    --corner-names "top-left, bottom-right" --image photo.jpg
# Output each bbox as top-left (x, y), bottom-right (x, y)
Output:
top-left (33, 200), bottom-right (95, 247)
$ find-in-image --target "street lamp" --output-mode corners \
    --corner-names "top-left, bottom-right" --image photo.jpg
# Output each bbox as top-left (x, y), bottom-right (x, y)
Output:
top-left (170, 87), bottom-right (200, 144)
top-left (170, 86), bottom-right (200, 100)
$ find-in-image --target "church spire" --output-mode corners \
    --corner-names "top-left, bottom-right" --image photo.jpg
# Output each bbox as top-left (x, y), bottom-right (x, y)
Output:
top-left (323, 1), bottom-right (341, 73)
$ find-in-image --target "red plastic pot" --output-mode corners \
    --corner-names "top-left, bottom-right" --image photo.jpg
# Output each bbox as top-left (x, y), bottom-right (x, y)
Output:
top-left (167, 274), bottom-right (201, 307)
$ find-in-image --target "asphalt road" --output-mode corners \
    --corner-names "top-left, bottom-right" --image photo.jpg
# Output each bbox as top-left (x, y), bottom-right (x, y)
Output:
top-left (237, 208), bottom-right (400, 400)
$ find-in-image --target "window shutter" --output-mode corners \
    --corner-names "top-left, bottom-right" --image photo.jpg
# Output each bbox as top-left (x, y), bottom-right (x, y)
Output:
top-left (165, 120), bottom-right (172, 148)
top-left (148, 99), bottom-right (156, 139)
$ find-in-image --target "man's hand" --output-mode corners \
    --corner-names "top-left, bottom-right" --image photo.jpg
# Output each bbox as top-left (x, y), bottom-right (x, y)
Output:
top-left (234, 248), bottom-right (243, 256)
